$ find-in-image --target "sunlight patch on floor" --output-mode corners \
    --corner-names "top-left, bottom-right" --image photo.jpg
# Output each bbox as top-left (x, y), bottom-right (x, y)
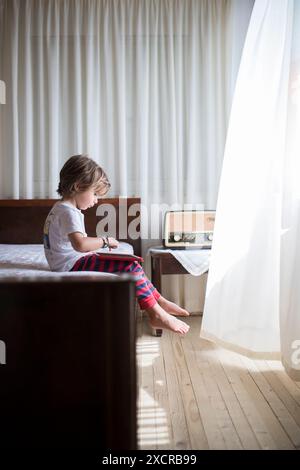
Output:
top-left (138, 403), bottom-right (171, 447)
top-left (137, 334), bottom-right (171, 448)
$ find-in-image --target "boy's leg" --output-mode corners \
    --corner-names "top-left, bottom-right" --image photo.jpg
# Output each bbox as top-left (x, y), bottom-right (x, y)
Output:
top-left (146, 302), bottom-right (190, 335)
top-left (70, 255), bottom-right (159, 309)
top-left (71, 255), bottom-right (189, 335)
top-left (120, 260), bottom-right (189, 333)
top-left (156, 296), bottom-right (189, 317)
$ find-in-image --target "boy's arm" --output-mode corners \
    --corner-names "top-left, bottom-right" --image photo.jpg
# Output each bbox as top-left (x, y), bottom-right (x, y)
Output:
top-left (68, 232), bottom-right (119, 252)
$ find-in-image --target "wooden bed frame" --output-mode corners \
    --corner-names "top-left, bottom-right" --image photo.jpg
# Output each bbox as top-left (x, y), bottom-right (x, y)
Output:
top-left (0, 198), bottom-right (141, 256)
top-left (0, 198), bottom-right (141, 449)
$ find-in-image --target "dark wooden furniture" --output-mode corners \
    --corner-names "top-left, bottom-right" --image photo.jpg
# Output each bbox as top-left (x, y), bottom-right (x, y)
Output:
top-left (0, 277), bottom-right (136, 449)
top-left (0, 197), bottom-right (141, 256)
top-left (0, 198), bottom-right (141, 449)
top-left (150, 250), bottom-right (208, 337)
top-left (151, 251), bottom-right (190, 293)
top-left (150, 251), bottom-right (190, 337)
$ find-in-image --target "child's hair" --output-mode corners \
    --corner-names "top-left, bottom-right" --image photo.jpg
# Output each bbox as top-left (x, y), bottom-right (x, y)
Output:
top-left (57, 154), bottom-right (111, 197)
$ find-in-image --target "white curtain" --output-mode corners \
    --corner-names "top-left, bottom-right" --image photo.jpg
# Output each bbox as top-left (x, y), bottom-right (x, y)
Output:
top-left (0, 0), bottom-right (253, 309)
top-left (202, 0), bottom-right (300, 379)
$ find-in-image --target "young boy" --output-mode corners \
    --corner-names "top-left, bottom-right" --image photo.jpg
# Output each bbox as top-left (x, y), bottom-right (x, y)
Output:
top-left (44, 154), bottom-right (190, 335)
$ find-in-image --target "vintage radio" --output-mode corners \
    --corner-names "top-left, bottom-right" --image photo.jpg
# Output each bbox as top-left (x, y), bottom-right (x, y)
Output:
top-left (163, 210), bottom-right (215, 249)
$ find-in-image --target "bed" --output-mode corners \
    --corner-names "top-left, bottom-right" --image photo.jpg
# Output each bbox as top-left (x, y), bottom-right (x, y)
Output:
top-left (0, 198), bottom-right (141, 449)
top-left (0, 242), bottom-right (134, 278)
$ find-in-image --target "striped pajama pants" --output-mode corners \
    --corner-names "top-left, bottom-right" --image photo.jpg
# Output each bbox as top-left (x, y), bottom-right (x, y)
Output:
top-left (70, 254), bottom-right (161, 310)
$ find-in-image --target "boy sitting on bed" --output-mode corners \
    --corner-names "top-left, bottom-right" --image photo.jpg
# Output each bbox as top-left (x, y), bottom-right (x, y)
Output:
top-left (43, 154), bottom-right (190, 335)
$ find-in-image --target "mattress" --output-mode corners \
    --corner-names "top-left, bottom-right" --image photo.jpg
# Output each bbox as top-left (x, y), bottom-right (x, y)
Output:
top-left (0, 243), bottom-right (134, 280)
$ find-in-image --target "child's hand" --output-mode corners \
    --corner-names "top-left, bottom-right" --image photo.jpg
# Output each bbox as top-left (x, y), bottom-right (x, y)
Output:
top-left (107, 237), bottom-right (119, 249)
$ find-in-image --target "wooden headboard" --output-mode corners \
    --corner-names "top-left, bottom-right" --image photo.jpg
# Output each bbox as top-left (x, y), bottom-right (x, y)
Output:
top-left (0, 197), bottom-right (141, 256)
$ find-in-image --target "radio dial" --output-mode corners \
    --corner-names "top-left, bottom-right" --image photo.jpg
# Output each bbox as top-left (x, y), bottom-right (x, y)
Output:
top-left (207, 233), bottom-right (213, 241)
top-left (174, 234), bottom-right (181, 242)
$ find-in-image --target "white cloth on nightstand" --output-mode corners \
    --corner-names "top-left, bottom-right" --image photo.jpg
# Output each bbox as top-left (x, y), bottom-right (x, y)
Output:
top-left (148, 246), bottom-right (211, 276)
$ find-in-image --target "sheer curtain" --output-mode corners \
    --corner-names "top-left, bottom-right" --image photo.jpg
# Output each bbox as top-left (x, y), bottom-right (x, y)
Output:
top-left (201, 0), bottom-right (300, 379)
top-left (0, 0), bottom-right (249, 201)
top-left (0, 0), bottom-right (253, 308)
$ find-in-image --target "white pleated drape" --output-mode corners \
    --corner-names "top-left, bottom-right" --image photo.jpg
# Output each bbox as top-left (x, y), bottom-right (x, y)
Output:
top-left (0, 0), bottom-right (254, 309)
top-left (202, 0), bottom-right (300, 379)
top-left (0, 0), bottom-right (254, 202)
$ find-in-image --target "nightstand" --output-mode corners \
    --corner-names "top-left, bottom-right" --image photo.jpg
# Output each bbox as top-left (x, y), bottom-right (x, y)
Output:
top-left (149, 247), bottom-right (210, 336)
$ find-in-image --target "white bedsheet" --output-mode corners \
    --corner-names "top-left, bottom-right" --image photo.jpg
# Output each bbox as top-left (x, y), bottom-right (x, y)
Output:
top-left (0, 243), bottom-right (134, 279)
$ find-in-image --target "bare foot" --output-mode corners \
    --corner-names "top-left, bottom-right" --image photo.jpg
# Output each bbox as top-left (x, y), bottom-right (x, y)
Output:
top-left (157, 296), bottom-right (190, 317)
top-left (146, 303), bottom-right (190, 335)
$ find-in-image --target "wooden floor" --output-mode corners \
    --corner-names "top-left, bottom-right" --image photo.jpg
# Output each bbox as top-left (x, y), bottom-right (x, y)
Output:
top-left (137, 316), bottom-right (300, 450)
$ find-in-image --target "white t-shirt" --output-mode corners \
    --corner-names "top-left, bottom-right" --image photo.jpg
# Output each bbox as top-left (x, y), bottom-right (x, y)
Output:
top-left (43, 201), bottom-right (87, 272)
